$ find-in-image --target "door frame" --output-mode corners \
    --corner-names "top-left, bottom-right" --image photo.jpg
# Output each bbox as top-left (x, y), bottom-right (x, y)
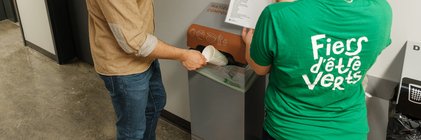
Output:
top-left (4, 0), bottom-right (17, 22)
top-left (0, 0), bottom-right (17, 22)
top-left (13, 0), bottom-right (26, 46)
top-left (0, 0), bottom-right (7, 20)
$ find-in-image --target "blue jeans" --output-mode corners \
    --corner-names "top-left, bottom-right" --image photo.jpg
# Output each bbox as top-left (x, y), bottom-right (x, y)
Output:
top-left (100, 60), bottom-right (166, 140)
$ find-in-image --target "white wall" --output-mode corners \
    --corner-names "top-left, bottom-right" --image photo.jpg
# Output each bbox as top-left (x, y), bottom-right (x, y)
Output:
top-left (154, 0), bottom-right (229, 121)
top-left (155, 0), bottom-right (421, 121)
top-left (16, 0), bottom-right (55, 54)
top-left (367, 0), bottom-right (421, 82)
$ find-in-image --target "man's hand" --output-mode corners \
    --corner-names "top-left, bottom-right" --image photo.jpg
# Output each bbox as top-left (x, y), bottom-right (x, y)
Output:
top-left (179, 50), bottom-right (207, 71)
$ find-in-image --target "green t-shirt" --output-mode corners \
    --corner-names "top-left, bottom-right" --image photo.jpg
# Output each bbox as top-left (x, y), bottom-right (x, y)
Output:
top-left (250, 0), bottom-right (392, 139)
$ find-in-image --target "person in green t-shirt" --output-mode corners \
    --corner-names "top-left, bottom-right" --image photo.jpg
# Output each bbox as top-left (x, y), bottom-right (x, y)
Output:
top-left (242, 0), bottom-right (392, 139)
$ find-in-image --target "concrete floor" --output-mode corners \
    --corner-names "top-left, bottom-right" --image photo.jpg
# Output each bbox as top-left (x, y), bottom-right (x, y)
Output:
top-left (0, 20), bottom-right (190, 140)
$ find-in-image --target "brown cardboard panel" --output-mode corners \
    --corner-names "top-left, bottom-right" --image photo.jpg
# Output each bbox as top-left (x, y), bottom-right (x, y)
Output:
top-left (188, 24), bottom-right (246, 64)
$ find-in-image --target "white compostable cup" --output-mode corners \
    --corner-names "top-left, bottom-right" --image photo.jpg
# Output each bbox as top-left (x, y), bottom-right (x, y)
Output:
top-left (202, 45), bottom-right (228, 66)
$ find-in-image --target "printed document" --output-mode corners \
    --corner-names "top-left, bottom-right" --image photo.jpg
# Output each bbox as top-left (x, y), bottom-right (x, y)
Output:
top-left (225, 0), bottom-right (272, 28)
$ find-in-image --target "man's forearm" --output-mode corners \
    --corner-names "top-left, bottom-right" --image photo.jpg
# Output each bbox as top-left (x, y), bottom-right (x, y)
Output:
top-left (147, 40), bottom-right (206, 71)
top-left (148, 40), bottom-right (187, 61)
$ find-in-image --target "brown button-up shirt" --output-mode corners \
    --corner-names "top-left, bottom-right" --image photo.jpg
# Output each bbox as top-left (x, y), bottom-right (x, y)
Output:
top-left (86, 0), bottom-right (158, 76)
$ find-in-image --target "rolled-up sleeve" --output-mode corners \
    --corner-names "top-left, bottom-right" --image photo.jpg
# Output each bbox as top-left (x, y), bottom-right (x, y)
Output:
top-left (96, 0), bottom-right (157, 57)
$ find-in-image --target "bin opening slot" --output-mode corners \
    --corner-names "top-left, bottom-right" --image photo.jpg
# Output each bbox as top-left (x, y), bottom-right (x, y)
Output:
top-left (191, 45), bottom-right (247, 67)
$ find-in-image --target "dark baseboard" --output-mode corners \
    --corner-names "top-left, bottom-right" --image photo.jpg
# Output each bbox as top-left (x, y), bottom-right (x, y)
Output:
top-left (161, 109), bottom-right (191, 133)
top-left (26, 40), bottom-right (58, 62)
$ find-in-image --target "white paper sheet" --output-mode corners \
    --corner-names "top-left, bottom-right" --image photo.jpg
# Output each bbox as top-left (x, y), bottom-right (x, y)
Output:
top-left (225, 0), bottom-right (273, 28)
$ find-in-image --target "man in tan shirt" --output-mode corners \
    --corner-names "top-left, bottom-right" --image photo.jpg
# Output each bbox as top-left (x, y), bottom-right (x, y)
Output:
top-left (86, 0), bottom-right (206, 139)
